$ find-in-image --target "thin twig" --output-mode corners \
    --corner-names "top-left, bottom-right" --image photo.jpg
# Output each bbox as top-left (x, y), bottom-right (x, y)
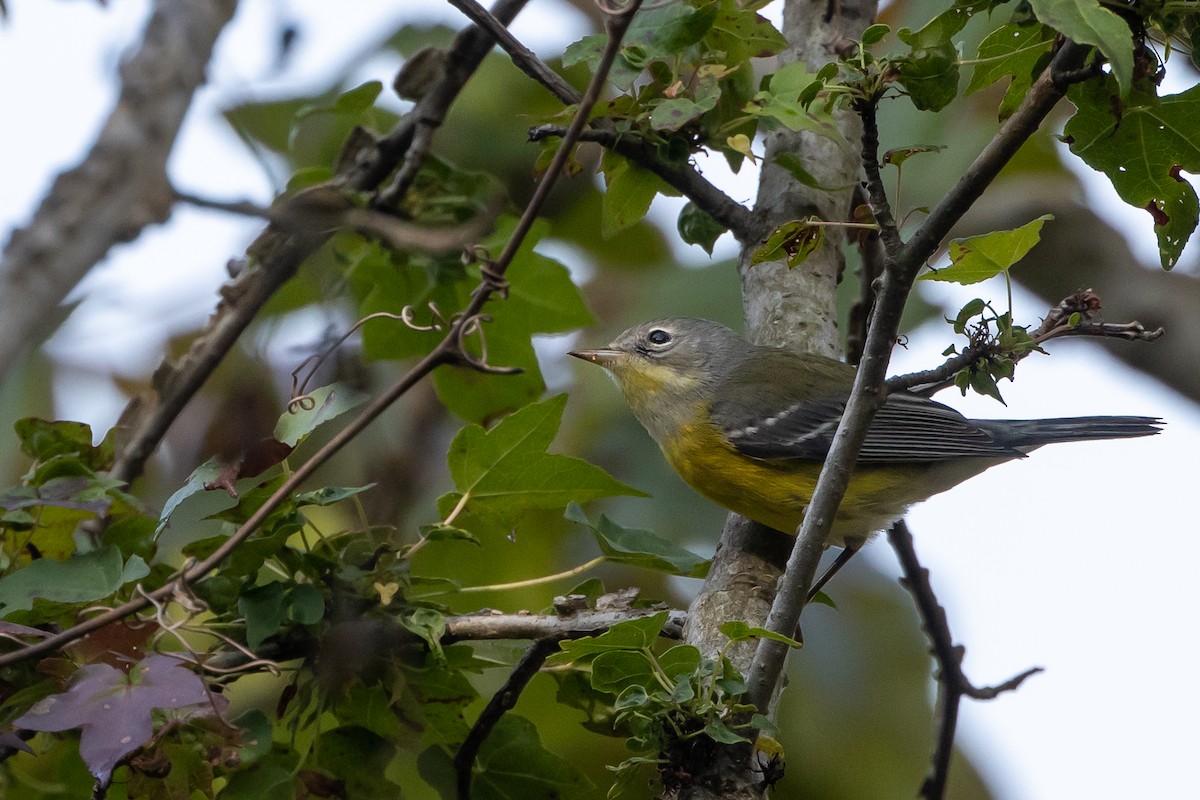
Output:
top-left (887, 289), bottom-right (1166, 395)
top-left (886, 520), bottom-right (1041, 800)
top-left (454, 639), bottom-right (559, 800)
top-left (855, 99), bottom-right (903, 258)
top-left (528, 124), bottom-right (756, 240)
top-left (447, 0), bottom-right (581, 105)
top-left (846, 183), bottom-right (884, 367)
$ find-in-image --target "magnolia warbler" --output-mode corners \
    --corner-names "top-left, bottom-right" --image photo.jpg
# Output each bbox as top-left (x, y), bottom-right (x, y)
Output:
top-left (570, 317), bottom-right (1161, 548)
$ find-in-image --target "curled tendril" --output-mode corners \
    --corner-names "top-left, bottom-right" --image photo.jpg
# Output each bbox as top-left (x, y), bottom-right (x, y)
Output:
top-left (288, 307), bottom-right (449, 405)
top-left (452, 313), bottom-right (522, 375)
top-left (400, 301), bottom-right (450, 332)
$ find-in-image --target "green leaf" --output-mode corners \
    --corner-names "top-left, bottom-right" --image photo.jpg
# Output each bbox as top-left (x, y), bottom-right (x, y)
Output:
top-left (649, 97), bottom-right (711, 131)
top-left (601, 153), bottom-right (671, 239)
top-left (1064, 79), bottom-right (1200, 269)
top-left (547, 611), bottom-right (669, 665)
top-left (896, 6), bottom-right (972, 112)
top-left (707, 0), bottom-right (788, 62)
top-left (677, 202), bottom-right (727, 254)
top-left (331, 683), bottom-right (401, 739)
top-left (0, 546), bottom-right (149, 616)
top-left (861, 23), bottom-right (891, 45)
top-left (220, 748), bottom-right (300, 800)
top-left (1027, 0), bottom-right (1134, 96)
top-left (407, 652), bottom-right (478, 747)
top-left (472, 715), bottom-right (583, 800)
top-left (295, 484), bottom-right (375, 506)
top-left (719, 621), bottom-right (802, 648)
top-left (746, 63), bottom-right (839, 139)
top-left (274, 383), bottom-right (369, 447)
top-left (881, 144), bottom-right (947, 169)
top-left (920, 215), bottom-right (1052, 285)
top-left (965, 23), bottom-right (1056, 120)
top-left (613, 684), bottom-right (650, 711)
top-left (704, 718), bottom-right (750, 744)
top-left (239, 582), bottom-right (286, 650)
top-left (657, 644), bottom-right (702, 680)
top-left (14, 419), bottom-right (99, 464)
top-left (286, 584), bottom-right (326, 625)
top-left (231, 709), bottom-right (274, 766)
top-left (566, 503), bottom-right (709, 578)
top-left (591, 650), bottom-right (656, 693)
top-left (751, 219), bottom-right (825, 268)
top-left (433, 217), bottom-right (594, 424)
top-left (333, 80), bottom-right (383, 115)
top-left (433, 323), bottom-right (544, 425)
top-left (443, 395), bottom-right (645, 529)
top-left (401, 608), bottom-right (448, 659)
top-left (310, 726), bottom-right (401, 800)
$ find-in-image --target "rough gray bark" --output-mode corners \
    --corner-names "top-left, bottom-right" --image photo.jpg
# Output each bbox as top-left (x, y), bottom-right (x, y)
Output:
top-left (678, 1), bottom-right (877, 797)
top-left (0, 0), bottom-right (237, 381)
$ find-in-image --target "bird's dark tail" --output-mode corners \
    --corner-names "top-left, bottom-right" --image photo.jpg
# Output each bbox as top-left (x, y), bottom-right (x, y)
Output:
top-left (977, 416), bottom-right (1164, 450)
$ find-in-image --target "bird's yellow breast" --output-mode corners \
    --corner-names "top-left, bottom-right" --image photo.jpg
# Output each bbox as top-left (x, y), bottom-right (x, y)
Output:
top-left (661, 407), bottom-right (936, 546)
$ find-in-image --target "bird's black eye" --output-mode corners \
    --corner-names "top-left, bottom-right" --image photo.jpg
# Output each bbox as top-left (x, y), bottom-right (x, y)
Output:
top-left (647, 329), bottom-right (672, 346)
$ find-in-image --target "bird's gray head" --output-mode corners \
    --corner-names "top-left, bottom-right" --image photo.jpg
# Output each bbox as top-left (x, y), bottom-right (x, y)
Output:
top-left (568, 318), bottom-right (748, 439)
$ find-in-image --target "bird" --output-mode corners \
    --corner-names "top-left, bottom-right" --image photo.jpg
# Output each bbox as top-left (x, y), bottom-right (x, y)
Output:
top-left (569, 317), bottom-right (1161, 551)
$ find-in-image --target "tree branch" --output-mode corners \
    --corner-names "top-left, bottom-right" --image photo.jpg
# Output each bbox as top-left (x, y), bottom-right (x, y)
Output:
top-left (455, 639), bottom-right (560, 800)
top-left (856, 99), bottom-right (903, 258)
top-left (0, 0), bottom-right (238, 382)
top-left (886, 289), bottom-right (1165, 395)
top-left (886, 520), bottom-right (1041, 800)
top-left (446, 0), bottom-right (581, 105)
top-left (527, 125), bottom-right (756, 240)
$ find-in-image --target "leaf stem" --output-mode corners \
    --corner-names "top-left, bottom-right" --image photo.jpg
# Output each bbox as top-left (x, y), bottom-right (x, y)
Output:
top-left (454, 555), bottom-right (608, 594)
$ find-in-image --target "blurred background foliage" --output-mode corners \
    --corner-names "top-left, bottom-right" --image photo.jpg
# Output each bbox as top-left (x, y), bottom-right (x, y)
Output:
top-left (1, 0), bottom-right (1197, 797)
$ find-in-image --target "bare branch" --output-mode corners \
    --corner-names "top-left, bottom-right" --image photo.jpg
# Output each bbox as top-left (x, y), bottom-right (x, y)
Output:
top-left (855, 99), bottom-right (903, 258)
top-left (0, 0), bottom-right (238, 381)
top-left (528, 125), bottom-right (756, 240)
top-left (444, 607), bottom-right (686, 643)
top-left (886, 520), bottom-right (1041, 800)
top-left (455, 640), bottom-right (560, 800)
top-left (447, 0), bottom-right (581, 105)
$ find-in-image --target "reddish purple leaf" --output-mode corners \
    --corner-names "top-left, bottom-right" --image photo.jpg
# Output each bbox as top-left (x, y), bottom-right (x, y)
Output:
top-left (14, 654), bottom-right (219, 783)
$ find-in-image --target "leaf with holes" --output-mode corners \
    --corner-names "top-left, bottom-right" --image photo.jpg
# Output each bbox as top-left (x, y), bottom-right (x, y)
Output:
top-left (1065, 79), bottom-right (1200, 269)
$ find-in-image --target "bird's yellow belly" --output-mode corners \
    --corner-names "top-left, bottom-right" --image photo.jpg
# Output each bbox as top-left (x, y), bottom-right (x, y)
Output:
top-left (662, 418), bottom-right (941, 546)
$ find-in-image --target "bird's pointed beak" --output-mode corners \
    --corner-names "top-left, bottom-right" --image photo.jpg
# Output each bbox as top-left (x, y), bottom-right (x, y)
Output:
top-left (569, 348), bottom-right (622, 368)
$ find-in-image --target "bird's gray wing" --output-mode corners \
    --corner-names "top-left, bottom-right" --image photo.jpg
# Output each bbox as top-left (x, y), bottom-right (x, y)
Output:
top-left (714, 390), bottom-right (1023, 463)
